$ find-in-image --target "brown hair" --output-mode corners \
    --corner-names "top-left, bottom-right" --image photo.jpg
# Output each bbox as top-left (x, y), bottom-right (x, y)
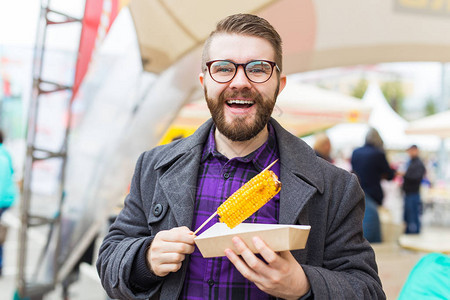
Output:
top-left (365, 127), bottom-right (384, 150)
top-left (202, 14), bottom-right (283, 72)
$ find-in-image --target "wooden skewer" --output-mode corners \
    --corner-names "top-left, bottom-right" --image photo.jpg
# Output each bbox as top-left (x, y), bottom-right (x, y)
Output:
top-left (193, 212), bottom-right (217, 235)
top-left (192, 159), bottom-right (279, 235)
top-left (262, 159), bottom-right (278, 172)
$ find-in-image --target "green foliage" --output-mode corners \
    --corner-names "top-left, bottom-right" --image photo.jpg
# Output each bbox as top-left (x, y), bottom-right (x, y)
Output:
top-left (424, 97), bottom-right (437, 116)
top-left (381, 81), bottom-right (405, 115)
top-left (351, 79), bottom-right (368, 99)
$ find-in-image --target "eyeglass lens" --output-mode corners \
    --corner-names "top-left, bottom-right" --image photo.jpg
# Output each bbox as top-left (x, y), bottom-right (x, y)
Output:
top-left (209, 60), bottom-right (274, 83)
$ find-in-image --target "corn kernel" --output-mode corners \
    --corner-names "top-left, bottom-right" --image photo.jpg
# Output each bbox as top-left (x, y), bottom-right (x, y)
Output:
top-left (217, 170), bottom-right (281, 228)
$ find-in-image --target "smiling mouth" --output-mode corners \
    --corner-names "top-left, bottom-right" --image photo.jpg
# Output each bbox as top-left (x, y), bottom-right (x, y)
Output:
top-left (226, 99), bottom-right (255, 109)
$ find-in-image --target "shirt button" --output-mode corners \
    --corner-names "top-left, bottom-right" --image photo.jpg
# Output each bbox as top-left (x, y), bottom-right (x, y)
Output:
top-left (207, 279), bottom-right (215, 286)
top-left (223, 172), bottom-right (230, 179)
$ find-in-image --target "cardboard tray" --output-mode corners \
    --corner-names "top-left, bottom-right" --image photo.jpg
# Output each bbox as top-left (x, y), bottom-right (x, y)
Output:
top-left (194, 223), bottom-right (311, 258)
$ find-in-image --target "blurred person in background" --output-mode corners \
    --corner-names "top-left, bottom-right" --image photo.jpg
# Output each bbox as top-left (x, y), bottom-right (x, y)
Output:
top-left (400, 145), bottom-right (426, 234)
top-left (313, 132), bottom-right (333, 163)
top-left (351, 127), bottom-right (395, 243)
top-left (0, 129), bottom-right (17, 276)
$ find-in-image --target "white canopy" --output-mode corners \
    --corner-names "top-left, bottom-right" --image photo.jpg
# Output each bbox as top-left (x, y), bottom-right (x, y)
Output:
top-left (327, 83), bottom-right (441, 151)
top-left (129, 0), bottom-right (450, 74)
top-left (405, 110), bottom-right (450, 138)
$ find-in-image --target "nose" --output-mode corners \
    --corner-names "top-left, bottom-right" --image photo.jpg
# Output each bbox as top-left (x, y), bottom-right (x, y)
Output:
top-left (229, 65), bottom-right (252, 89)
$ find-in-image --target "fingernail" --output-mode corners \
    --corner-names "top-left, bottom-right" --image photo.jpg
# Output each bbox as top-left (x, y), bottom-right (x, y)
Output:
top-left (253, 237), bottom-right (262, 247)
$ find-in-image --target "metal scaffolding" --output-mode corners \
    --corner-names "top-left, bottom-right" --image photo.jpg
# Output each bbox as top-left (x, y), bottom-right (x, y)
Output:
top-left (18, 1), bottom-right (82, 298)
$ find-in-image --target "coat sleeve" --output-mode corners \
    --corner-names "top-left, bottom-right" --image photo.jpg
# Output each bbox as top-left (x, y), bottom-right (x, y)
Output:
top-left (302, 173), bottom-right (386, 300)
top-left (96, 152), bottom-right (164, 300)
top-left (378, 151), bottom-right (395, 180)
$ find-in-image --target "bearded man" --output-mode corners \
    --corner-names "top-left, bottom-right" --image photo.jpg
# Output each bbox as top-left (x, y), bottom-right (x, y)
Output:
top-left (97, 14), bottom-right (385, 300)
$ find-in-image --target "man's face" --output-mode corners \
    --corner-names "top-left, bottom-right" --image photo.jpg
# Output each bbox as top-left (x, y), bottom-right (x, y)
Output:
top-left (200, 34), bottom-right (286, 142)
top-left (408, 147), bottom-right (419, 158)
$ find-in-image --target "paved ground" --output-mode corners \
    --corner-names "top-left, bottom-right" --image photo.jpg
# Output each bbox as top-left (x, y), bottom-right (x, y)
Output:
top-left (372, 243), bottom-right (424, 298)
top-left (0, 207), bottom-right (108, 300)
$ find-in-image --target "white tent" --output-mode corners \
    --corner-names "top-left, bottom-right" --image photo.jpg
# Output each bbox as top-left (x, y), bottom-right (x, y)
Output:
top-left (406, 110), bottom-right (450, 138)
top-left (326, 82), bottom-right (440, 151)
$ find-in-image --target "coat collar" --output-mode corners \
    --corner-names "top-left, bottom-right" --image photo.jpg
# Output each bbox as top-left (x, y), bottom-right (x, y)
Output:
top-left (154, 119), bottom-right (214, 171)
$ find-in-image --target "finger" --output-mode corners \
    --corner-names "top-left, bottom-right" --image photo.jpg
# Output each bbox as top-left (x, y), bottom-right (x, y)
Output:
top-left (152, 262), bottom-right (183, 276)
top-left (252, 236), bottom-right (283, 267)
top-left (159, 227), bottom-right (195, 244)
top-left (154, 252), bottom-right (187, 265)
top-left (279, 249), bottom-right (296, 262)
top-left (232, 237), bottom-right (269, 275)
top-left (224, 248), bottom-right (258, 281)
top-left (150, 251), bottom-right (186, 277)
top-left (153, 240), bottom-right (195, 255)
top-left (165, 242), bottom-right (195, 254)
top-left (278, 250), bottom-right (300, 271)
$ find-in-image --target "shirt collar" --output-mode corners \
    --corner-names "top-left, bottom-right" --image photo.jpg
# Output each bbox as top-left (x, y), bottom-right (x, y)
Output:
top-left (201, 123), bottom-right (278, 171)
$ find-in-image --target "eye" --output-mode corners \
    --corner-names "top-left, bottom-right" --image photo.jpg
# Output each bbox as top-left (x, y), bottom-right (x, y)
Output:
top-left (248, 68), bottom-right (266, 74)
top-left (247, 62), bottom-right (271, 75)
top-left (211, 62), bottom-right (235, 74)
top-left (216, 67), bottom-right (234, 73)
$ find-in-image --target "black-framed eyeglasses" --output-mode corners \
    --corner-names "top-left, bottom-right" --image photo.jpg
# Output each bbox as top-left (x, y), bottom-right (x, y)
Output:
top-left (206, 60), bottom-right (280, 83)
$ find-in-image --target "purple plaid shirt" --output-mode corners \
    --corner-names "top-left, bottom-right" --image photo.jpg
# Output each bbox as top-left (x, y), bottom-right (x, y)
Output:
top-left (180, 124), bottom-right (280, 300)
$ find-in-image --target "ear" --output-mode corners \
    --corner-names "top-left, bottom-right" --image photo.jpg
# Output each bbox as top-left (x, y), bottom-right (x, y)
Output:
top-left (277, 74), bottom-right (287, 95)
top-left (199, 72), bottom-right (205, 88)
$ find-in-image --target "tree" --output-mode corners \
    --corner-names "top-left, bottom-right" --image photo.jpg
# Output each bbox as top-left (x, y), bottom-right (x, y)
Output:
top-left (351, 79), bottom-right (368, 99)
top-left (381, 81), bottom-right (405, 115)
top-left (424, 97), bottom-right (437, 116)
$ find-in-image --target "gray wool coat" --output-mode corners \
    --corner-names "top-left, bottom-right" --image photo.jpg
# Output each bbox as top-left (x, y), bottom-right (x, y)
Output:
top-left (97, 118), bottom-right (385, 300)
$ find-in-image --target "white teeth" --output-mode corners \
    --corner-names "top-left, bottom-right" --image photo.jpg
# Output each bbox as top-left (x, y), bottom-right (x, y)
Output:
top-left (226, 100), bottom-right (254, 105)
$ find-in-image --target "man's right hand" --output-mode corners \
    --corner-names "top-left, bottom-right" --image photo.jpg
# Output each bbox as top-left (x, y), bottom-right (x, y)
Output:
top-left (146, 226), bottom-right (195, 277)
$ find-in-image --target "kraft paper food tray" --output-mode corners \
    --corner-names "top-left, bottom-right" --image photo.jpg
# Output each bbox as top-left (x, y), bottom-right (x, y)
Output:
top-left (194, 223), bottom-right (311, 258)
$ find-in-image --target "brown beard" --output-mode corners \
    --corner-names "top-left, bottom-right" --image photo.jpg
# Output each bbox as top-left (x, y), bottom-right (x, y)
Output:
top-left (205, 86), bottom-right (279, 142)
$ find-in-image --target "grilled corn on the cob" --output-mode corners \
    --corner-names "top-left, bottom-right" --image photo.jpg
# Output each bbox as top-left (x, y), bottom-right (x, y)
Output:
top-left (217, 169), bottom-right (281, 228)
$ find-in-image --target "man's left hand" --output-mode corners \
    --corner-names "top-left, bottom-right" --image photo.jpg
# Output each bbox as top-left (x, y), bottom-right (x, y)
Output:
top-left (225, 236), bottom-right (310, 300)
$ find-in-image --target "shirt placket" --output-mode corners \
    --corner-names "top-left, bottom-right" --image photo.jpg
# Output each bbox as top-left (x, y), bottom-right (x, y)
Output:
top-left (203, 158), bottom-right (232, 297)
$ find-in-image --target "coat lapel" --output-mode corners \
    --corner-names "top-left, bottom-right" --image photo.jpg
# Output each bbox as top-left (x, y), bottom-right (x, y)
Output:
top-left (270, 118), bottom-right (324, 225)
top-left (279, 164), bottom-right (317, 225)
top-left (158, 150), bottom-right (202, 228)
top-left (155, 120), bottom-right (213, 228)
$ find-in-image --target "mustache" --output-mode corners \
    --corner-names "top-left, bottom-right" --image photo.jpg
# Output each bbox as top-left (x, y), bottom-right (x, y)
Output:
top-left (220, 89), bottom-right (261, 102)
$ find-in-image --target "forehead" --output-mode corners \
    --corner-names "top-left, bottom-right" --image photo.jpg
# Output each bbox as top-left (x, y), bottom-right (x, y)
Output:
top-left (208, 33), bottom-right (275, 62)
